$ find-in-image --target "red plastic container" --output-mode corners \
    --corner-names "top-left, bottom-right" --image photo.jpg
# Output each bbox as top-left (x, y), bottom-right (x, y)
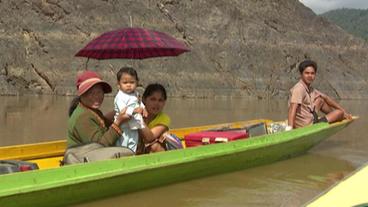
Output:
top-left (184, 130), bottom-right (249, 147)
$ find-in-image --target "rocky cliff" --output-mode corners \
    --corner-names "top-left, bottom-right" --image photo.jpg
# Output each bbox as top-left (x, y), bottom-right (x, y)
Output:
top-left (1, 0), bottom-right (367, 99)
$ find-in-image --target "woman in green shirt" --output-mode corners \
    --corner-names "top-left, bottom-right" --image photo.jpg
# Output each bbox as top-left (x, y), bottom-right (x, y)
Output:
top-left (65, 70), bottom-right (133, 164)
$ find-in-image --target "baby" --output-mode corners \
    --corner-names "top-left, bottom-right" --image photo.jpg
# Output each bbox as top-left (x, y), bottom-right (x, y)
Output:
top-left (114, 67), bottom-right (146, 153)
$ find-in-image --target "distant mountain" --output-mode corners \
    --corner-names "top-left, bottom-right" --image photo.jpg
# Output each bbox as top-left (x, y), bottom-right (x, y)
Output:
top-left (321, 8), bottom-right (368, 40)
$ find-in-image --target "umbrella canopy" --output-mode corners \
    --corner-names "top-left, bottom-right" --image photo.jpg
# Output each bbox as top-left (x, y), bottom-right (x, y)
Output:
top-left (75, 27), bottom-right (190, 60)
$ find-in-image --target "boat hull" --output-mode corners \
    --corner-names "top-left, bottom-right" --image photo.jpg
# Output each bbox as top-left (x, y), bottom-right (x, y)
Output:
top-left (0, 119), bottom-right (354, 207)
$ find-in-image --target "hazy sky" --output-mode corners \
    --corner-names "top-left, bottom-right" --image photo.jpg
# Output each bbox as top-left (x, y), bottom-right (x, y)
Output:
top-left (299, 0), bottom-right (368, 14)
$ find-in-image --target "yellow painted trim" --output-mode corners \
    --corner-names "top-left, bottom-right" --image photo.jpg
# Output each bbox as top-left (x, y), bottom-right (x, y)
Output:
top-left (0, 140), bottom-right (66, 161)
top-left (29, 157), bottom-right (63, 170)
top-left (171, 119), bottom-right (271, 138)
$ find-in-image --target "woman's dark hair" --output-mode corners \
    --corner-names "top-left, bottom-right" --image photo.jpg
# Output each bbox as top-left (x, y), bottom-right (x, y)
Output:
top-left (142, 83), bottom-right (167, 101)
top-left (68, 96), bottom-right (80, 117)
top-left (117, 67), bottom-right (139, 81)
top-left (299, 60), bottom-right (317, 74)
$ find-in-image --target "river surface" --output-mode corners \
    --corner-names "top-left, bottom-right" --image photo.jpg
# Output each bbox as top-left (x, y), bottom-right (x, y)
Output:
top-left (1, 95), bottom-right (367, 206)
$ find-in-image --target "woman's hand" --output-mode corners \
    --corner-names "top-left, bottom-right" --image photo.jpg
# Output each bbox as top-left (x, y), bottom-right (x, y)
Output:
top-left (142, 108), bottom-right (148, 118)
top-left (133, 107), bottom-right (144, 115)
top-left (114, 107), bottom-right (131, 126)
top-left (133, 107), bottom-right (148, 118)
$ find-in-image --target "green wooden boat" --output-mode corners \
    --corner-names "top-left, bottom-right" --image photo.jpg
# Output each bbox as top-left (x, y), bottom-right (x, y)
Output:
top-left (0, 118), bottom-right (355, 207)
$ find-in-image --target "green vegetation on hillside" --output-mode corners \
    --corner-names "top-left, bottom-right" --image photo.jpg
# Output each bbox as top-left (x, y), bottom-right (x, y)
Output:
top-left (321, 8), bottom-right (368, 41)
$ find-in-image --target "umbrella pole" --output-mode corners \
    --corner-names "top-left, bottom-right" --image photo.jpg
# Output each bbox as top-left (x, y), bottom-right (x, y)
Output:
top-left (85, 58), bottom-right (90, 70)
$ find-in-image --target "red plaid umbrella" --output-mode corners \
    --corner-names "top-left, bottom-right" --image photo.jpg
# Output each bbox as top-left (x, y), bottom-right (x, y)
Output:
top-left (75, 27), bottom-right (190, 59)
